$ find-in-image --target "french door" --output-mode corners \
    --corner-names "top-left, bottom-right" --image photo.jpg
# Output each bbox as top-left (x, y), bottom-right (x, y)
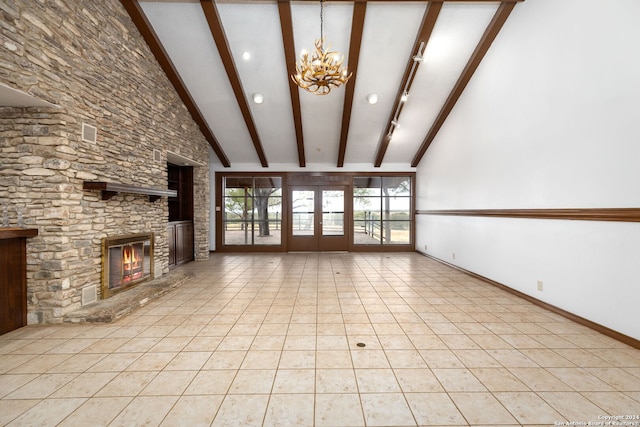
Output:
top-left (289, 186), bottom-right (349, 251)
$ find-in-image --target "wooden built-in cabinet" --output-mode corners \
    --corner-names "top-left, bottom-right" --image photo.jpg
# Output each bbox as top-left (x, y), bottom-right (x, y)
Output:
top-left (1, 228), bottom-right (38, 335)
top-left (167, 163), bottom-right (194, 268)
top-left (168, 221), bottom-right (194, 267)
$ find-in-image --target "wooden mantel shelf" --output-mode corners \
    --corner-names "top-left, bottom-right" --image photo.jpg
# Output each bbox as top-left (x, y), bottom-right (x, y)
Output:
top-left (83, 181), bottom-right (177, 202)
top-left (0, 228), bottom-right (38, 239)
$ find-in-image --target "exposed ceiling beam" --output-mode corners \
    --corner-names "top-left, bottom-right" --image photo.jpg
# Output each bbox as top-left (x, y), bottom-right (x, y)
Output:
top-left (374, 1), bottom-right (443, 167)
top-left (337, 1), bottom-right (367, 168)
top-left (120, 0), bottom-right (230, 167)
top-left (278, 1), bottom-right (306, 167)
top-left (200, 0), bottom-right (269, 167)
top-left (411, 1), bottom-right (517, 167)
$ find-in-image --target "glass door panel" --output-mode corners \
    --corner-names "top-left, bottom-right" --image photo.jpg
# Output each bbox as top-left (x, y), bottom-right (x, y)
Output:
top-left (292, 190), bottom-right (314, 236)
top-left (322, 190), bottom-right (344, 236)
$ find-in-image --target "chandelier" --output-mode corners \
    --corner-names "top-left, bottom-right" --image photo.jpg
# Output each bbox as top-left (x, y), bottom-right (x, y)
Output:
top-left (291, 0), bottom-right (351, 95)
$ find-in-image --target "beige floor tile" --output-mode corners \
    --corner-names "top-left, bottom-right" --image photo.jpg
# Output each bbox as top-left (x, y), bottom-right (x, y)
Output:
top-left (229, 369), bottom-right (276, 394)
top-left (408, 334), bottom-right (448, 350)
top-left (419, 349), bottom-right (465, 368)
top-left (57, 396), bottom-right (132, 427)
top-left (184, 369), bottom-right (237, 395)
top-left (240, 350), bottom-right (282, 369)
top-left (360, 393), bottom-right (416, 426)
top-left (452, 349), bottom-right (502, 368)
top-left (283, 335), bottom-right (316, 350)
top-left (432, 368), bottom-right (487, 392)
top-left (109, 395), bottom-right (179, 427)
top-left (586, 367), bottom-right (640, 391)
top-left (405, 392), bottom-right (467, 425)
top-left (125, 351), bottom-right (177, 371)
top-left (0, 374), bottom-right (39, 398)
top-left (212, 394), bottom-right (269, 426)
top-left (316, 350), bottom-right (353, 369)
top-left (216, 336), bottom-right (254, 351)
top-left (115, 337), bottom-right (162, 353)
top-left (548, 367), bottom-right (616, 391)
top-left (355, 368), bottom-right (401, 393)
top-left (82, 338), bottom-right (131, 353)
top-left (6, 398), bottom-right (87, 427)
top-left (263, 393), bottom-right (314, 427)
top-left (471, 367), bottom-right (530, 392)
top-left (160, 395), bottom-right (224, 427)
top-left (8, 354), bottom-right (71, 374)
top-left (508, 367), bottom-right (573, 391)
top-left (521, 348), bottom-right (577, 367)
top-left (350, 349), bottom-right (390, 369)
top-left (50, 372), bottom-right (117, 398)
top-left (316, 335), bottom-right (349, 350)
top-left (487, 349), bottom-right (538, 368)
top-left (250, 335), bottom-right (285, 350)
top-left (139, 370), bottom-right (197, 396)
top-left (272, 369), bottom-right (315, 393)
top-left (494, 391), bottom-right (564, 424)
top-left (278, 350), bottom-right (315, 369)
top-left (394, 368), bottom-right (444, 392)
top-left (582, 391), bottom-right (640, 415)
top-left (538, 391), bottom-right (606, 421)
top-left (203, 350), bottom-right (247, 370)
top-left (450, 392), bottom-right (518, 425)
top-left (315, 394), bottom-right (365, 426)
top-left (0, 399), bottom-right (39, 426)
top-left (385, 349), bottom-right (428, 369)
top-left (316, 368), bottom-right (358, 393)
top-left (182, 336), bottom-right (223, 352)
top-left (163, 351), bottom-right (212, 371)
top-left (468, 333), bottom-right (514, 349)
top-left (95, 371), bottom-right (158, 397)
top-left (5, 373), bottom-right (78, 399)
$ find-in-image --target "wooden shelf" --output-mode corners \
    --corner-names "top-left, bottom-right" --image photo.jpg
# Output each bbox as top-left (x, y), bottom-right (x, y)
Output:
top-left (0, 228), bottom-right (38, 240)
top-left (83, 181), bottom-right (177, 202)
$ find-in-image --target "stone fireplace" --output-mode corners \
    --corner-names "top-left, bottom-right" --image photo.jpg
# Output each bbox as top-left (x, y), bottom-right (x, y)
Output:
top-left (102, 233), bottom-right (154, 299)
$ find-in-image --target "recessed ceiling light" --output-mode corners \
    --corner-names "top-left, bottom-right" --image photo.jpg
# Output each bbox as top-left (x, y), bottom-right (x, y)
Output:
top-left (242, 51), bottom-right (251, 61)
top-left (367, 93), bottom-right (378, 105)
top-left (252, 93), bottom-right (264, 104)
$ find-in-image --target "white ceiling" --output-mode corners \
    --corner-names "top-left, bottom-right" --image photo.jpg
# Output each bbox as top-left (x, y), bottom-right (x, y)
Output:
top-left (137, 0), bottom-right (506, 168)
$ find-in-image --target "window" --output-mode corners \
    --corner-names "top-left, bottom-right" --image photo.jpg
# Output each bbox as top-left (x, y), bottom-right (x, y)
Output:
top-left (223, 176), bottom-right (282, 246)
top-left (353, 176), bottom-right (412, 245)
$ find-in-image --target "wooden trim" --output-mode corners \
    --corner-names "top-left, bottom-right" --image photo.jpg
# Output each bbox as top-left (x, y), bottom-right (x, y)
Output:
top-left (215, 171), bottom-right (416, 252)
top-left (83, 181), bottom-right (177, 202)
top-left (0, 228), bottom-right (38, 239)
top-left (418, 251), bottom-right (640, 349)
top-left (119, 0), bottom-right (230, 167)
top-left (200, 0), bottom-right (269, 167)
top-left (411, 2), bottom-right (517, 167)
top-left (276, 0), bottom-right (524, 2)
top-left (374, 2), bottom-right (443, 167)
top-left (278, 1), bottom-right (305, 167)
top-left (337, 1), bottom-right (367, 168)
top-left (416, 208), bottom-right (640, 223)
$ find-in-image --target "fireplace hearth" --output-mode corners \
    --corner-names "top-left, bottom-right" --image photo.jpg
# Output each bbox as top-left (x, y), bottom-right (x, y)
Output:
top-left (102, 233), bottom-right (153, 298)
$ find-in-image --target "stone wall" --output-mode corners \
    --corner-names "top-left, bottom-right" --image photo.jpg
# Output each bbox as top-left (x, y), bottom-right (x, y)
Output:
top-left (0, 0), bottom-right (210, 323)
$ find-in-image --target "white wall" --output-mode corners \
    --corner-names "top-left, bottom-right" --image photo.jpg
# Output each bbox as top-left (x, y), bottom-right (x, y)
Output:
top-left (415, 0), bottom-right (640, 339)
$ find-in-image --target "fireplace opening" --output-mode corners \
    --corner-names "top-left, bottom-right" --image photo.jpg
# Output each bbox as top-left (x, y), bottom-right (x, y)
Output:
top-left (102, 233), bottom-right (153, 298)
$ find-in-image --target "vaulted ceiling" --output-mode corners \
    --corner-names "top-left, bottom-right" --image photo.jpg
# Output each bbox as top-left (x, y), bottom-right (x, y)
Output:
top-left (122, 0), bottom-right (524, 168)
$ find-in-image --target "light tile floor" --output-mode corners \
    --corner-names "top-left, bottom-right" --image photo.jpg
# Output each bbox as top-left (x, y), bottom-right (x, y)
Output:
top-left (1, 253), bottom-right (639, 426)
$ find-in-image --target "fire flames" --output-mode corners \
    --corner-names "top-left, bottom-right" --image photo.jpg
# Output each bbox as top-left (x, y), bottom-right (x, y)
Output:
top-left (122, 244), bottom-right (143, 282)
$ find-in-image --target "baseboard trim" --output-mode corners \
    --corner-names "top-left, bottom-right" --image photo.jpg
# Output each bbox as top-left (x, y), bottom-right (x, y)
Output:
top-left (417, 250), bottom-right (640, 349)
